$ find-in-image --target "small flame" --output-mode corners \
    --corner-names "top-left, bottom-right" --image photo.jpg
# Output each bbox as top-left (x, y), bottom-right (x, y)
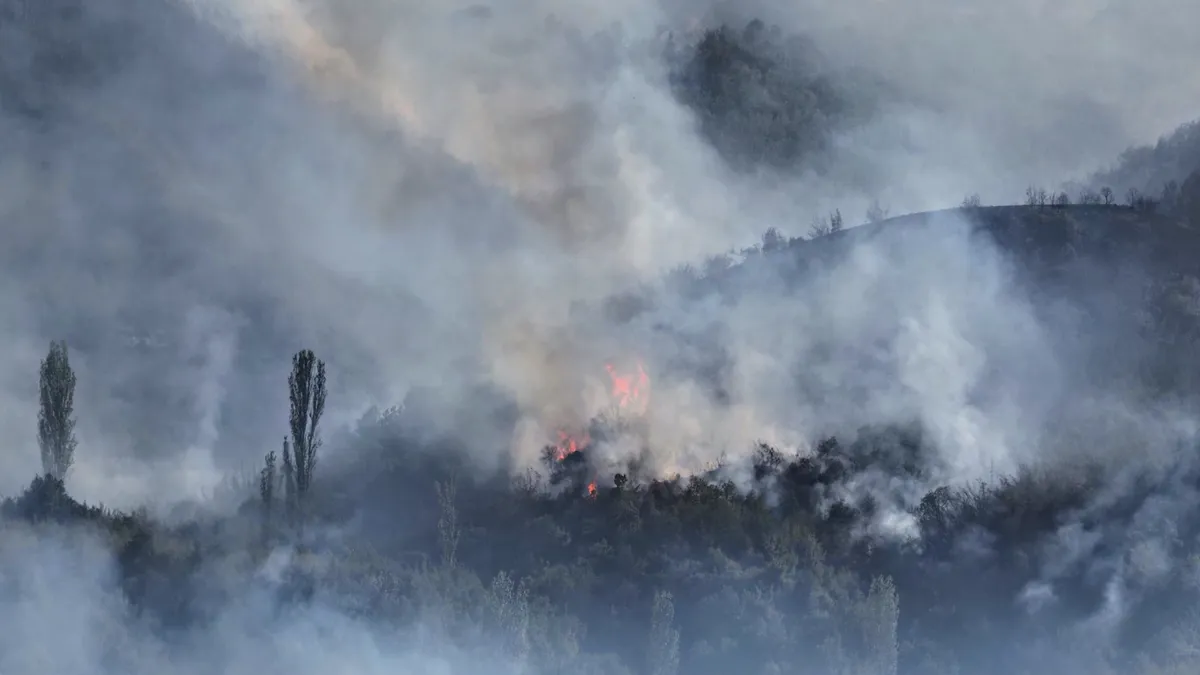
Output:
top-left (605, 360), bottom-right (649, 410)
top-left (555, 430), bottom-right (590, 461)
top-left (587, 481), bottom-right (597, 498)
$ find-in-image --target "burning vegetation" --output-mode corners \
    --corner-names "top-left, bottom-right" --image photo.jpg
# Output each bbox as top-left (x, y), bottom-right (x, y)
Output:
top-left (547, 359), bottom-right (651, 496)
top-left (554, 430), bottom-right (590, 461)
top-left (551, 358), bottom-right (650, 452)
top-left (606, 360), bottom-right (650, 413)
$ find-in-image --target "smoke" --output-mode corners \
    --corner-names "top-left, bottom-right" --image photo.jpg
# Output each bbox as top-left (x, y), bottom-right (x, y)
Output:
top-left (8, 4), bottom-right (1200, 673)
top-left (2, 0), bottom-right (1200, 524)
top-left (734, 0), bottom-right (1200, 201)
top-left (0, 523), bottom-right (520, 674)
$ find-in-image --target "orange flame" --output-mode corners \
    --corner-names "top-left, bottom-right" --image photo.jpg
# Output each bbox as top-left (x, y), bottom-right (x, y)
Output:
top-left (554, 430), bottom-right (590, 461)
top-left (587, 481), bottom-right (597, 498)
top-left (605, 360), bottom-right (649, 410)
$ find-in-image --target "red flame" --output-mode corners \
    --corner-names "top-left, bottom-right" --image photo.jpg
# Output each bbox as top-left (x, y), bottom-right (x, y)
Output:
top-left (554, 430), bottom-right (590, 461)
top-left (605, 360), bottom-right (649, 410)
top-left (545, 360), bottom-right (650, 499)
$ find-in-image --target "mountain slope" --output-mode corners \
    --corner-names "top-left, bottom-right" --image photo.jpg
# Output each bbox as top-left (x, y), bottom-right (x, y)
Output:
top-left (1087, 118), bottom-right (1200, 198)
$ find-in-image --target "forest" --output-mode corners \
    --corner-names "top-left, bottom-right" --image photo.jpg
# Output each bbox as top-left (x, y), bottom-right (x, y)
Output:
top-left (10, 176), bottom-right (1200, 675)
top-left (6, 4), bottom-right (1200, 675)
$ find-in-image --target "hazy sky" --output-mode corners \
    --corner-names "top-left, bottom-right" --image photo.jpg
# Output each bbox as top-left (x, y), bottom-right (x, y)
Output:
top-left (0, 0), bottom-right (1197, 512)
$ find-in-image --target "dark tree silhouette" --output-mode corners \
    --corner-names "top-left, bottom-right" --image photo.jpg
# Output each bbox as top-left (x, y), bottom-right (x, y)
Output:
top-left (284, 349), bottom-right (326, 523)
top-left (37, 340), bottom-right (77, 480)
top-left (830, 208), bottom-right (845, 233)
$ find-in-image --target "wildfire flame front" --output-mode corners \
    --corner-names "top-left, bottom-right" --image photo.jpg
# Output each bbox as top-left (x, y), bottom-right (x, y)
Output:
top-left (605, 360), bottom-right (649, 412)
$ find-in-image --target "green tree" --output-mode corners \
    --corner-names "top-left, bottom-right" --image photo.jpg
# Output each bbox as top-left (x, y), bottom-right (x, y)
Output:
top-left (37, 340), bottom-right (78, 480)
top-left (286, 349), bottom-right (326, 521)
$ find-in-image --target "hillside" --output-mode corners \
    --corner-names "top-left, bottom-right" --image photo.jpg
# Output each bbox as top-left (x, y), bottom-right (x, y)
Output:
top-left (1087, 119), bottom-right (1200, 199)
top-left (9, 202), bottom-right (1200, 675)
top-left (641, 202), bottom-right (1200, 416)
top-left (7, 4), bottom-right (1200, 675)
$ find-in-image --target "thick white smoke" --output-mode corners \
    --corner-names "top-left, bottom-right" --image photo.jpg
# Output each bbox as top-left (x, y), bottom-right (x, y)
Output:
top-left (0, 524), bottom-right (516, 674)
top-left (2, 0), bottom-right (1198, 516)
top-left (6, 2), bottom-right (1200, 671)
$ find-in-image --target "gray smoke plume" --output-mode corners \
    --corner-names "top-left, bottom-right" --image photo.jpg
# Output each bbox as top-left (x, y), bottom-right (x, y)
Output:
top-left (2, 0), bottom-right (1199, 520)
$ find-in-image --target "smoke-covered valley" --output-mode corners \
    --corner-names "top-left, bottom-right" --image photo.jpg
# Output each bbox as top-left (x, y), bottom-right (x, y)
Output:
top-left (4, 1), bottom-right (1200, 674)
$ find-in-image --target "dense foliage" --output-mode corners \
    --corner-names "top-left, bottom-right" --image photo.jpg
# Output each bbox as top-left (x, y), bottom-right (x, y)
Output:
top-left (7, 409), bottom-right (1200, 675)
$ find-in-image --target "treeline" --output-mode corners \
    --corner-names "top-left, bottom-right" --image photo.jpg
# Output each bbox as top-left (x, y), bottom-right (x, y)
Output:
top-left (1089, 119), bottom-right (1200, 202)
top-left (7, 298), bottom-right (1200, 674)
top-left (1020, 174), bottom-right (1200, 219)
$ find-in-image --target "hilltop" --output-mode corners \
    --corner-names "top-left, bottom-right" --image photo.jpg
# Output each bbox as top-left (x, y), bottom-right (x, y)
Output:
top-left (1086, 119), bottom-right (1200, 199)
